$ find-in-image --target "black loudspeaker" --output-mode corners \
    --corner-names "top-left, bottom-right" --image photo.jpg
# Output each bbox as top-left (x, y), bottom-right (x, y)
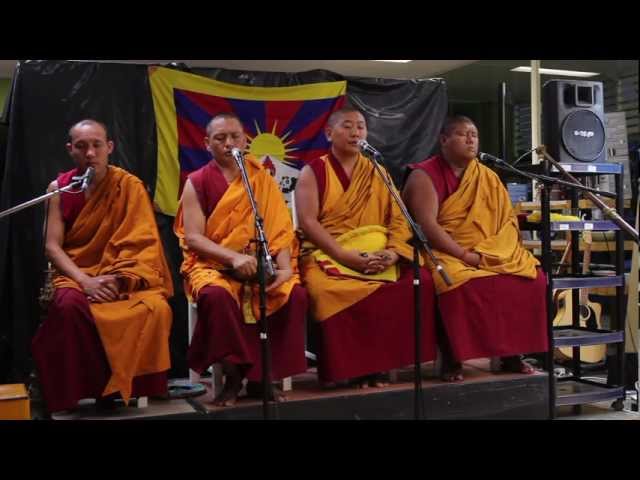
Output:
top-left (542, 79), bottom-right (606, 163)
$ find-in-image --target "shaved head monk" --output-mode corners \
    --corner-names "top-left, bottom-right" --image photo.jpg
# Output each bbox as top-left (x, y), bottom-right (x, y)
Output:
top-left (174, 113), bottom-right (307, 407)
top-left (32, 119), bottom-right (174, 414)
top-left (402, 115), bottom-right (548, 382)
top-left (295, 106), bottom-right (437, 388)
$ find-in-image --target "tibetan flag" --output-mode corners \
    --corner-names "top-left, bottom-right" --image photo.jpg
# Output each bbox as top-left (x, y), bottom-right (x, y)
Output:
top-left (149, 66), bottom-right (347, 216)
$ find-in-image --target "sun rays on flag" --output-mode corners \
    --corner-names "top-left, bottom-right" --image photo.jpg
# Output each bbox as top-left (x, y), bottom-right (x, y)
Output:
top-left (246, 120), bottom-right (299, 168)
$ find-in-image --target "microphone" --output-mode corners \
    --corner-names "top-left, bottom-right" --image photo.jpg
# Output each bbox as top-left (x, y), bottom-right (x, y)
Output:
top-left (478, 152), bottom-right (505, 166)
top-left (357, 139), bottom-right (383, 160)
top-left (231, 147), bottom-right (244, 167)
top-left (80, 166), bottom-right (95, 191)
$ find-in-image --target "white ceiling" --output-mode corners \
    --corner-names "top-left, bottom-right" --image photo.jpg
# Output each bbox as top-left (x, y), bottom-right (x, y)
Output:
top-left (0, 59), bottom-right (478, 80)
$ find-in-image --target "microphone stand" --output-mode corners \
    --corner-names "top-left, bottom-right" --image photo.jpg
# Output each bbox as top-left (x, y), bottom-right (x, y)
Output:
top-left (362, 151), bottom-right (452, 421)
top-left (534, 147), bottom-right (639, 245)
top-left (232, 151), bottom-right (276, 420)
top-left (484, 149), bottom-right (639, 245)
top-left (0, 176), bottom-right (86, 220)
top-left (0, 174), bottom-right (88, 379)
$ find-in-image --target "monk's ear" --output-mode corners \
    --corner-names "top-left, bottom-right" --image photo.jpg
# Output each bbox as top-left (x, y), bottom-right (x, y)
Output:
top-left (107, 140), bottom-right (114, 154)
top-left (325, 126), bottom-right (332, 142)
top-left (65, 142), bottom-right (73, 154)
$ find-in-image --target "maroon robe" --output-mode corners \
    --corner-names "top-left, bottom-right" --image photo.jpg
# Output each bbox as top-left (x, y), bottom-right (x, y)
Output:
top-left (186, 161), bottom-right (307, 382)
top-left (306, 155), bottom-right (438, 383)
top-left (31, 169), bottom-right (167, 414)
top-left (409, 156), bottom-right (548, 360)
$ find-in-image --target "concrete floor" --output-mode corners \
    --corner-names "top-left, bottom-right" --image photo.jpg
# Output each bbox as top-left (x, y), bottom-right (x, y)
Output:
top-left (557, 402), bottom-right (640, 420)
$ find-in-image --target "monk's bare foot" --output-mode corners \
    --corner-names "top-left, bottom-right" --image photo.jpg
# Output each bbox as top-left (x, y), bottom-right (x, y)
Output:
top-left (368, 372), bottom-right (389, 388)
top-left (351, 373), bottom-right (389, 389)
top-left (500, 356), bottom-right (535, 375)
top-left (213, 363), bottom-right (244, 407)
top-left (350, 375), bottom-right (370, 389)
top-left (246, 381), bottom-right (287, 402)
top-left (270, 385), bottom-right (287, 402)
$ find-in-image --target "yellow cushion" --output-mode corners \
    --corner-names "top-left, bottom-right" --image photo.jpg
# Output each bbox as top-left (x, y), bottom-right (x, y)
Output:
top-left (312, 225), bottom-right (399, 282)
top-left (526, 211), bottom-right (581, 223)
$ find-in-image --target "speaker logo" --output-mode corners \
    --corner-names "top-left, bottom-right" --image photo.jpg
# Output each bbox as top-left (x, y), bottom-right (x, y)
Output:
top-left (573, 130), bottom-right (595, 138)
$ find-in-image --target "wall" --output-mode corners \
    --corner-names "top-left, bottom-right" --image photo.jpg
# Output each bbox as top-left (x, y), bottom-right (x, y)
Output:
top-left (0, 78), bottom-right (11, 114)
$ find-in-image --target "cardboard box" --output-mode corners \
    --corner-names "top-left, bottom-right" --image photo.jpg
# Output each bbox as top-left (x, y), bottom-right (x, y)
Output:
top-left (0, 384), bottom-right (30, 420)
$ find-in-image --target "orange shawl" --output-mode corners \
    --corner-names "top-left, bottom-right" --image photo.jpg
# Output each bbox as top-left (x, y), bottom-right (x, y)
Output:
top-left (53, 166), bottom-right (174, 402)
top-left (300, 153), bottom-right (413, 321)
top-left (430, 158), bottom-right (539, 294)
top-left (174, 155), bottom-right (299, 321)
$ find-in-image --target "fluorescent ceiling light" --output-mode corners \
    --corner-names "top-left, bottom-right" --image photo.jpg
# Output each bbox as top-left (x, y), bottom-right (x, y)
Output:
top-left (510, 66), bottom-right (599, 78)
top-left (372, 60), bottom-right (413, 63)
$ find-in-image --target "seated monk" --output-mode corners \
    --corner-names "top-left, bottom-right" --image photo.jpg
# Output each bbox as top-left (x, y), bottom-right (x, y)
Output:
top-left (31, 119), bottom-right (174, 414)
top-left (295, 106), bottom-right (437, 389)
top-left (402, 115), bottom-right (548, 382)
top-left (174, 113), bottom-right (307, 407)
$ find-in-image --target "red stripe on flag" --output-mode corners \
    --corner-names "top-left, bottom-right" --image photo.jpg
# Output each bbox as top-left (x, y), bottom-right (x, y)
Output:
top-left (178, 116), bottom-right (207, 150)
top-left (290, 107), bottom-right (336, 144)
top-left (265, 101), bottom-right (304, 135)
top-left (290, 96), bottom-right (345, 144)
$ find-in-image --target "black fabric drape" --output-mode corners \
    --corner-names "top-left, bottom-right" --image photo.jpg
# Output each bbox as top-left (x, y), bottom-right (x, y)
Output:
top-left (0, 60), bottom-right (157, 381)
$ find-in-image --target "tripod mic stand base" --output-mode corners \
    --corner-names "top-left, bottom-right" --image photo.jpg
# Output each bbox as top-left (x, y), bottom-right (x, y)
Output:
top-left (167, 379), bottom-right (207, 399)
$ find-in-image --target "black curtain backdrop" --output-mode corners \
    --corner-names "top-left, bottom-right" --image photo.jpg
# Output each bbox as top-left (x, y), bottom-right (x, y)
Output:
top-left (0, 60), bottom-right (447, 382)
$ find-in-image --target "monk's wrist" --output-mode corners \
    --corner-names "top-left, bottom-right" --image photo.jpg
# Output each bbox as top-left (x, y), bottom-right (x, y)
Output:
top-left (333, 247), bottom-right (349, 265)
top-left (76, 272), bottom-right (92, 288)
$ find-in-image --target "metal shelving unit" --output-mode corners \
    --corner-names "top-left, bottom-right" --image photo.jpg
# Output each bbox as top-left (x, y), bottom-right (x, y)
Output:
top-left (535, 162), bottom-right (627, 417)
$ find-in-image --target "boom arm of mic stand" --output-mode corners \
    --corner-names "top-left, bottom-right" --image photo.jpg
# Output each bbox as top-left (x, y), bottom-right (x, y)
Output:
top-left (488, 155), bottom-right (617, 198)
top-left (366, 157), bottom-right (452, 287)
top-left (535, 147), bottom-right (639, 245)
top-left (0, 179), bottom-right (83, 220)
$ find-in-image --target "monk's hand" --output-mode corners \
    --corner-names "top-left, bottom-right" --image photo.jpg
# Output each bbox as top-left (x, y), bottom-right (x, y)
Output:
top-left (266, 268), bottom-right (293, 292)
top-left (81, 274), bottom-right (119, 303)
top-left (461, 250), bottom-right (481, 267)
top-left (231, 253), bottom-right (258, 280)
top-left (371, 250), bottom-right (399, 269)
top-left (339, 249), bottom-right (379, 274)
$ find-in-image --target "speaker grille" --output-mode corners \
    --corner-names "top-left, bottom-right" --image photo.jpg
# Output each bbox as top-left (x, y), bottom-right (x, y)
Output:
top-left (560, 110), bottom-right (605, 162)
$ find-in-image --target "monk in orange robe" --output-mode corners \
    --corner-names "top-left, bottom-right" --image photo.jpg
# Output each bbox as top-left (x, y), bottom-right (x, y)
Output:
top-left (295, 106), bottom-right (437, 388)
top-left (31, 119), bottom-right (174, 414)
top-left (403, 115), bottom-right (548, 382)
top-left (175, 113), bottom-right (307, 407)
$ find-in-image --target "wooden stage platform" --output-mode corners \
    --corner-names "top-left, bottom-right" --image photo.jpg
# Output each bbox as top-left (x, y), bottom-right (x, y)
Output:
top-left (48, 358), bottom-right (550, 420)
